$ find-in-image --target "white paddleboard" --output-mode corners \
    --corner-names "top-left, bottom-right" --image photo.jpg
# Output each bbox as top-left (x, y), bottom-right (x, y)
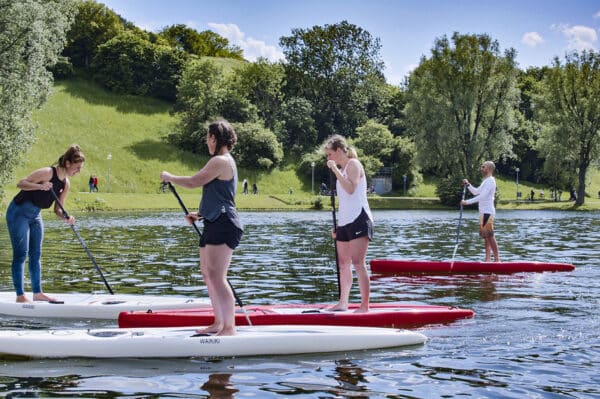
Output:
top-left (0, 325), bottom-right (426, 358)
top-left (0, 292), bottom-right (209, 320)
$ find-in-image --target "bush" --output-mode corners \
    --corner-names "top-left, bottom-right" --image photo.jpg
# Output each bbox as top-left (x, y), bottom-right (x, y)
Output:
top-left (232, 122), bottom-right (283, 169)
top-left (435, 176), bottom-right (465, 207)
top-left (50, 56), bottom-right (75, 79)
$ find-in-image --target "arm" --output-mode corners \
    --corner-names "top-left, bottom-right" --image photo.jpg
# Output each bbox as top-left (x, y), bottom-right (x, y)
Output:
top-left (464, 179), bottom-right (494, 205)
top-left (161, 156), bottom-right (229, 189)
top-left (16, 167), bottom-right (53, 191)
top-left (327, 159), bottom-right (362, 195)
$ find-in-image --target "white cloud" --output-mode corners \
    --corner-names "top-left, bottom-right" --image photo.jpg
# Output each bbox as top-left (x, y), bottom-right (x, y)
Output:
top-left (553, 24), bottom-right (598, 51)
top-left (208, 23), bottom-right (284, 62)
top-left (594, 10), bottom-right (600, 18)
top-left (522, 32), bottom-right (544, 47)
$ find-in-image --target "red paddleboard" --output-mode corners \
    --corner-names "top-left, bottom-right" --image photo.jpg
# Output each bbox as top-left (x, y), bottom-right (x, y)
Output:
top-left (118, 302), bottom-right (474, 329)
top-left (370, 259), bottom-right (575, 274)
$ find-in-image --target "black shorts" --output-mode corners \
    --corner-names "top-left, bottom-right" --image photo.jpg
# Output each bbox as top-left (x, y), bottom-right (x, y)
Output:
top-left (199, 214), bottom-right (243, 250)
top-left (336, 208), bottom-right (373, 242)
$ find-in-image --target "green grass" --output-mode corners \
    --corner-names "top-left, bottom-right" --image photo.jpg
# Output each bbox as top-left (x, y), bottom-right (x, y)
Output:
top-left (2, 76), bottom-right (599, 212)
top-left (7, 78), bottom-right (306, 197)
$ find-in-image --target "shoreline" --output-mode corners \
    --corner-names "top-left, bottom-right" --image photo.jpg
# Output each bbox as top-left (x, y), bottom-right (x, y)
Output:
top-left (2, 190), bottom-right (598, 213)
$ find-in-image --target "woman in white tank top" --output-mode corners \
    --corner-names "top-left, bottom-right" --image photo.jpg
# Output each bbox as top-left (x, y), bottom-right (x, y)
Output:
top-left (324, 135), bottom-right (373, 313)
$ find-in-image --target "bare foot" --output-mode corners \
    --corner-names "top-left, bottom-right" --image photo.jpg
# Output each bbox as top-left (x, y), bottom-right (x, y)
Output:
top-left (195, 324), bottom-right (221, 335)
top-left (327, 303), bottom-right (348, 312)
top-left (216, 326), bottom-right (235, 336)
top-left (354, 305), bottom-right (369, 314)
top-left (16, 295), bottom-right (30, 303)
top-left (33, 293), bottom-right (58, 302)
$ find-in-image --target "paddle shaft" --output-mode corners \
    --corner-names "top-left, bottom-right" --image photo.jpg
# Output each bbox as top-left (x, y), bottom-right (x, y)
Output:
top-left (50, 190), bottom-right (114, 294)
top-left (450, 184), bottom-right (468, 268)
top-left (164, 182), bottom-right (251, 324)
top-left (329, 171), bottom-right (341, 298)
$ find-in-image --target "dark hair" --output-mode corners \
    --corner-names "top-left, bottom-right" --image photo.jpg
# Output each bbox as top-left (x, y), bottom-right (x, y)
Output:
top-left (208, 119), bottom-right (237, 151)
top-left (57, 144), bottom-right (85, 167)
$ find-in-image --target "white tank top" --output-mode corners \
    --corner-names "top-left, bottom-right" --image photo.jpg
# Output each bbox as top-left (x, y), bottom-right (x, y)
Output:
top-left (337, 160), bottom-right (374, 226)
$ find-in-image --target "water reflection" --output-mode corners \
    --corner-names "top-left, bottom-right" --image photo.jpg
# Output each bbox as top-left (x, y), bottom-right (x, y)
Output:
top-left (201, 373), bottom-right (238, 399)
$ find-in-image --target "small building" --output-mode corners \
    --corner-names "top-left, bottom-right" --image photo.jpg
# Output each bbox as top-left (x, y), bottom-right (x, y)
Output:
top-left (372, 167), bottom-right (393, 195)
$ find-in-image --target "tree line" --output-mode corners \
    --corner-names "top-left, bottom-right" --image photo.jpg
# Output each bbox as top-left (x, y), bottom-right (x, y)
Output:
top-left (2, 0), bottom-right (599, 205)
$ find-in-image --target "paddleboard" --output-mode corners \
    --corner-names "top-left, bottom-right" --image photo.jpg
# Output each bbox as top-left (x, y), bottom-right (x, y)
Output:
top-left (118, 302), bottom-right (474, 328)
top-left (0, 325), bottom-right (427, 358)
top-left (0, 293), bottom-right (209, 320)
top-left (370, 259), bottom-right (575, 274)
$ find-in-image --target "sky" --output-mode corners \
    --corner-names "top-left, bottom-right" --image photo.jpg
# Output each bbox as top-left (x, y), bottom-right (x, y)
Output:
top-left (99, 0), bottom-right (600, 85)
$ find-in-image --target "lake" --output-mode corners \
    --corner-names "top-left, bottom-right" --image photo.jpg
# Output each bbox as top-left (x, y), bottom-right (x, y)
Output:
top-left (0, 209), bottom-right (598, 398)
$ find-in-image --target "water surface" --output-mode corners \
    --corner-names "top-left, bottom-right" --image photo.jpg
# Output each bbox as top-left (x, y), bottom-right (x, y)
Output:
top-left (0, 209), bottom-right (598, 398)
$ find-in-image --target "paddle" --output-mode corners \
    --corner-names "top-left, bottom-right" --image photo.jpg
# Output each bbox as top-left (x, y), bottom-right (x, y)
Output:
top-left (162, 182), bottom-right (252, 325)
top-left (50, 189), bottom-right (114, 294)
top-left (450, 184), bottom-right (468, 270)
top-left (329, 171), bottom-right (341, 298)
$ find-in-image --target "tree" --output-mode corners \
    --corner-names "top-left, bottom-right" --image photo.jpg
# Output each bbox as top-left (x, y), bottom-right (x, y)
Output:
top-left (353, 120), bottom-right (419, 190)
top-left (159, 24), bottom-right (243, 60)
top-left (91, 31), bottom-right (187, 101)
top-left (406, 33), bottom-right (519, 182)
top-left (228, 58), bottom-right (285, 130)
top-left (280, 97), bottom-right (317, 153)
top-left (232, 122), bottom-right (283, 169)
top-left (536, 51), bottom-right (600, 205)
top-left (280, 21), bottom-right (385, 142)
top-left (62, 0), bottom-right (124, 68)
top-left (0, 0), bottom-right (77, 196)
top-left (170, 59), bottom-right (225, 153)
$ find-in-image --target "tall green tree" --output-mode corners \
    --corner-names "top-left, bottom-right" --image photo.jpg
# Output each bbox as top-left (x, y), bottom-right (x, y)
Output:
top-left (0, 0), bottom-right (77, 196)
top-left (280, 20), bottom-right (385, 142)
top-left (228, 58), bottom-right (285, 130)
top-left (91, 31), bottom-right (187, 101)
top-left (63, 0), bottom-right (124, 68)
top-left (353, 120), bottom-right (419, 189)
top-left (406, 33), bottom-right (519, 182)
top-left (169, 59), bottom-right (225, 153)
top-left (159, 24), bottom-right (243, 60)
top-left (536, 51), bottom-right (600, 205)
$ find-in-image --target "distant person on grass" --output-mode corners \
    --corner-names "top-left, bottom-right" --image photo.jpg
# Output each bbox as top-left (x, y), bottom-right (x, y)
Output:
top-left (6, 144), bottom-right (85, 303)
top-left (461, 161), bottom-right (500, 263)
top-left (160, 119), bottom-right (243, 336)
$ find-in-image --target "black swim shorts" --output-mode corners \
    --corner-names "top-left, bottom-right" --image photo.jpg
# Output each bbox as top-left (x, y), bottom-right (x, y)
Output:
top-left (199, 214), bottom-right (243, 249)
top-left (336, 208), bottom-right (373, 242)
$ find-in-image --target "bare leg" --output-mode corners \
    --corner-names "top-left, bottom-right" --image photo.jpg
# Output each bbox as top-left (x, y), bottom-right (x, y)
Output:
top-left (350, 236), bottom-right (370, 313)
top-left (200, 244), bottom-right (236, 336)
top-left (196, 247), bottom-right (221, 334)
top-left (484, 238), bottom-right (492, 262)
top-left (328, 241), bottom-right (352, 311)
top-left (488, 236), bottom-right (500, 262)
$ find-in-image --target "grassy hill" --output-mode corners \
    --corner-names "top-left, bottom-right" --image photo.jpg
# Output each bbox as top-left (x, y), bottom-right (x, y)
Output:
top-left (3, 75), bottom-right (599, 212)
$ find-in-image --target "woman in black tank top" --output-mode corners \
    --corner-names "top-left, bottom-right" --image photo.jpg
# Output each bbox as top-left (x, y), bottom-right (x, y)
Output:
top-left (6, 144), bottom-right (85, 303)
top-left (161, 119), bottom-right (242, 336)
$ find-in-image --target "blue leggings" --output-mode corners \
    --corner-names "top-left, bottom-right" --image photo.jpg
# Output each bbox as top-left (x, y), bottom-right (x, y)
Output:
top-left (6, 200), bottom-right (44, 296)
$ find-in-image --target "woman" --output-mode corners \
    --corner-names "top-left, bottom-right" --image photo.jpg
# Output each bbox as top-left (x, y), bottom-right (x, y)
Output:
top-left (324, 135), bottom-right (373, 313)
top-left (160, 119), bottom-right (243, 336)
top-left (6, 144), bottom-right (85, 303)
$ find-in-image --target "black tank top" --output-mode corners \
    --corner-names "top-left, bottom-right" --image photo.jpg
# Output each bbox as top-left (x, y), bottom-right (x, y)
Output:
top-left (13, 167), bottom-right (65, 209)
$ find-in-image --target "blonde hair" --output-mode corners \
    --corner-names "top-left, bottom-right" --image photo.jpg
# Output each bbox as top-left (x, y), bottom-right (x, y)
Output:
top-left (323, 134), bottom-right (358, 159)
